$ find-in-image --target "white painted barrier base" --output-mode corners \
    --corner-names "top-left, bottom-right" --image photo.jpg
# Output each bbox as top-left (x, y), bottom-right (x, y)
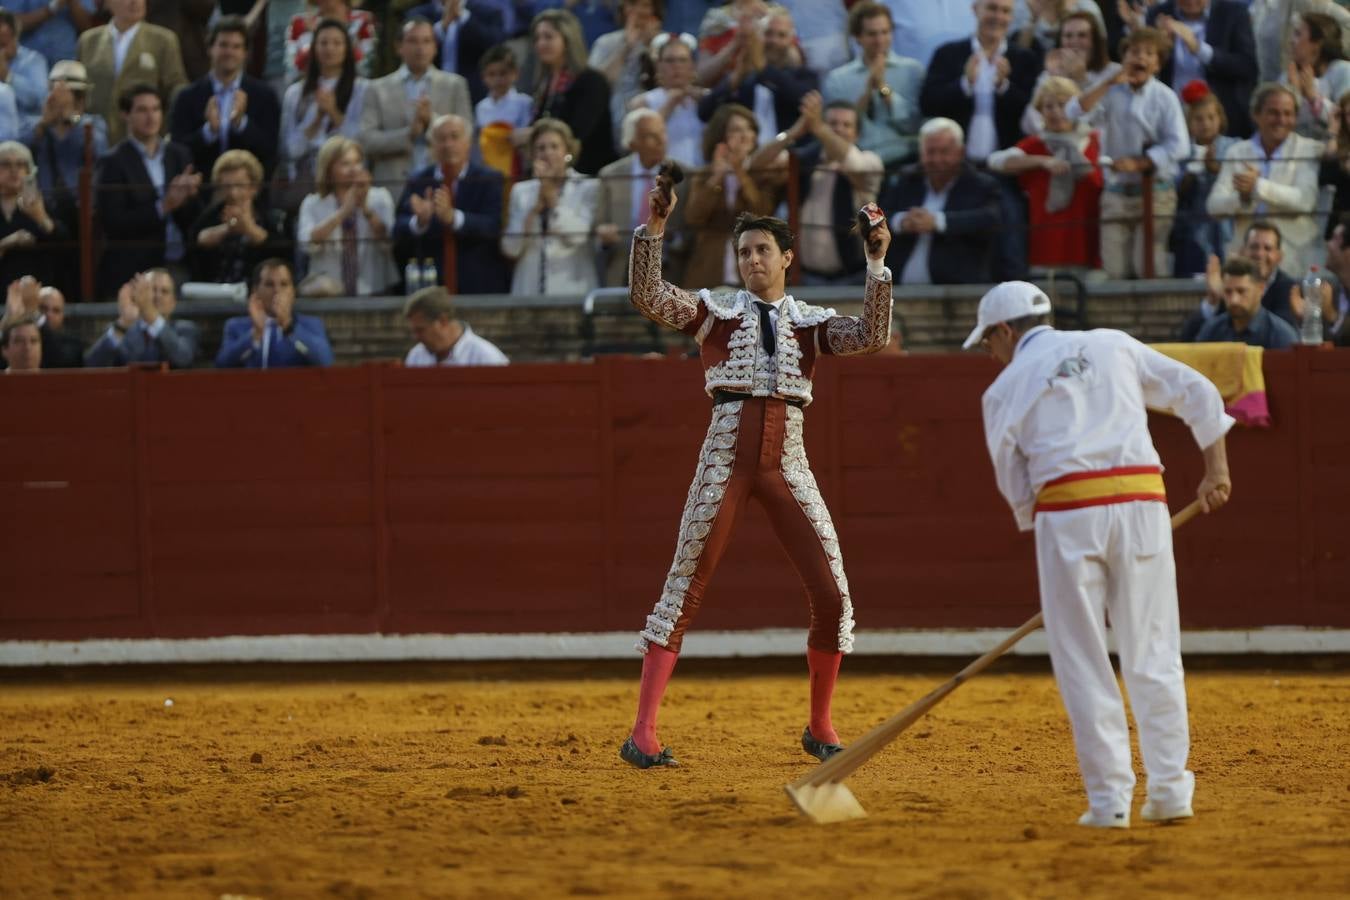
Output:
top-left (2, 627), bottom-right (1347, 666)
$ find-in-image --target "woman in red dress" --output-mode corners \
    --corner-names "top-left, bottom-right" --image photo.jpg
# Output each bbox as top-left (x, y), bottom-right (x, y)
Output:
top-left (990, 75), bottom-right (1103, 270)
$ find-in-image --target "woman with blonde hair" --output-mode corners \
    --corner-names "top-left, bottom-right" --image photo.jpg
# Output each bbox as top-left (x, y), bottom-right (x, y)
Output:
top-left (529, 9), bottom-right (617, 175)
top-left (0, 141), bottom-right (63, 290)
top-left (191, 150), bottom-right (285, 284)
top-left (297, 135), bottom-right (396, 295)
top-left (989, 76), bottom-right (1102, 270)
top-left (501, 118), bottom-right (599, 295)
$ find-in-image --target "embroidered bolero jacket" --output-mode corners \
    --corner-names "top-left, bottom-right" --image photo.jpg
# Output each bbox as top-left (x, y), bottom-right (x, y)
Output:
top-left (627, 226), bottom-right (893, 405)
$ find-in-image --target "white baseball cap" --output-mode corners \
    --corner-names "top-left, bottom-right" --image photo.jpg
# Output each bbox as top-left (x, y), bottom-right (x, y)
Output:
top-left (961, 281), bottom-right (1053, 349)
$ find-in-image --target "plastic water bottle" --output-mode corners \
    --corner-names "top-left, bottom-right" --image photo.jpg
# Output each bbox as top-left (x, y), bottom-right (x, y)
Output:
top-left (404, 259), bottom-right (423, 295)
top-left (421, 258), bottom-right (439, 289)
top-left (1301, 266), bottom-right (1324, 345)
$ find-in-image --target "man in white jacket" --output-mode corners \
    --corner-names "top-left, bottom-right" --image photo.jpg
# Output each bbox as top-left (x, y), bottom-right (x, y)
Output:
top-left (1207, 83), bottom-right (1323, 276)
top-left (968, 281), bottom-right (1233, 828)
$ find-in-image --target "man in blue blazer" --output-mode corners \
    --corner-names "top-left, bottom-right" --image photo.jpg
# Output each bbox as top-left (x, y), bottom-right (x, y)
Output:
top-left (215, 258), bottom-right (334, 368)
top-left (394, 113), bottom-right (510, 295)
top-left (168, 16), bottom-right (282, 179)
top-left (1137, 0), bottom-right (1258, 137)
top-left (881, 117), bottom-right (1002, 285)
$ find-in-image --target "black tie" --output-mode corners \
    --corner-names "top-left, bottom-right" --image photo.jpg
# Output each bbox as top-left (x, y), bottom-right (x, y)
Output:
top-left (756, 301), bottom-right (776, 356)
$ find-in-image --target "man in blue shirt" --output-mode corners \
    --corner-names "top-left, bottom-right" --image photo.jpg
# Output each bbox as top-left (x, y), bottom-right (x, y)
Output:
top-left (822, 2), bottom-right (924, 166)
top-left (0, 10), bottom-right (49, 134)
top-left (1196, 255), bottom-right (1298, 348)
top-left (7, 0), bottom-right (98, 68)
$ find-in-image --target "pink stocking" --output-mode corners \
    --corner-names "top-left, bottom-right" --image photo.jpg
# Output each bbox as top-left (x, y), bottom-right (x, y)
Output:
top-left (631, 645), bottom-right (678, 755)
top-left (807, 647), bottom-right (842, 744)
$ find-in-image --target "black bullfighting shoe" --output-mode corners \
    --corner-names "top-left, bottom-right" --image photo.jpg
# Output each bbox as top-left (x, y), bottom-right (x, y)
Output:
top-left (801, 726), bottom-right (844, 762)
top-left (619, 735), bottom-right (679, 769)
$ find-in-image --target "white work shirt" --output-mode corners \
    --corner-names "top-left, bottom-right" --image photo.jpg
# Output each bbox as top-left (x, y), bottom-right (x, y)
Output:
top-left (981, 326), bottom-right (1234, 531)
top-left (404, 324), bottom-right (508, 366)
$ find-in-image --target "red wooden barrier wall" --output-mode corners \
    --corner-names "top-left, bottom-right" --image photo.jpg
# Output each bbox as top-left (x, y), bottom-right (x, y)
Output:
top-left (2, 351), bottom-right (1347, 642)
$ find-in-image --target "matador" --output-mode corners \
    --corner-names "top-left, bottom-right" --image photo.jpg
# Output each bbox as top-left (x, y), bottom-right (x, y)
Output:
top-left (618, 185), bottom-right (895, 769)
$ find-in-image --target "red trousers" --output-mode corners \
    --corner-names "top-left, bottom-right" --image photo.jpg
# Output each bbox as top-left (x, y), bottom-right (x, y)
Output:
top-left (637, 396), bottom-right (855, 655)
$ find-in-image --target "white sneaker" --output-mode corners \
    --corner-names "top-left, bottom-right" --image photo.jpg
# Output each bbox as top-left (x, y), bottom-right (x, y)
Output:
top-left (1077, 809), bottom-right (1130, 829)
top-left (1141, 800), bottom-right (1194, 822)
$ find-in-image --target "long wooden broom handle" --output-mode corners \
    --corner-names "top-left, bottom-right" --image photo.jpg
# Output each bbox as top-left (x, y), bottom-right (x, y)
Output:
top-left (793, 498), bottom-right (1206, 788)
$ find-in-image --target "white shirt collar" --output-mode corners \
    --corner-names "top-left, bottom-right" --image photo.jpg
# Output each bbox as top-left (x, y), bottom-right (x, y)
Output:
top-left (1252, 133), bottom-right (1289, 160)
top-left (111, 20), bottom-right (141, 41)
top-left (630, 155), bottom-right (659, 175)
top-left (749, 291), bottom-right (786, 307)
top-left (399, 64), bottom-right (430, 84)
top-left (210, 72), bottom-right (242, 93)
top-left (970, 34), bottom-right (1008, 58)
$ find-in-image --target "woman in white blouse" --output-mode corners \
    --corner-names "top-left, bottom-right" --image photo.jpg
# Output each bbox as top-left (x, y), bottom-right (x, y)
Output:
top-left (297, 136), bottom-right (396, 296)
top-left (501, 118), bottom-right (598, 296)
top-left (628, 33), bottom-right (707, 168)
top-left (281, 19), bottom-right (369, 183)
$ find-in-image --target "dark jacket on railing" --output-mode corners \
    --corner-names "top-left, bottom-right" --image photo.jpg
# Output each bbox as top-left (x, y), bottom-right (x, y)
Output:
top-left (95, 139), bottom-right (203, 299)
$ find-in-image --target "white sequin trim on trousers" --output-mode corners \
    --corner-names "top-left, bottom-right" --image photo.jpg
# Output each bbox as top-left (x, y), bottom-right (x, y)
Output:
top-left (636, 401), bottom-right (743, 653)
top-left (780, 405), bottom-right (856, 653)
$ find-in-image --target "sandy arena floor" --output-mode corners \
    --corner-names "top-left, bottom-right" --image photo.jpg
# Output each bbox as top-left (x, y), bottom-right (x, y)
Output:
top-left (2, 658), bottom-right (1348, 899)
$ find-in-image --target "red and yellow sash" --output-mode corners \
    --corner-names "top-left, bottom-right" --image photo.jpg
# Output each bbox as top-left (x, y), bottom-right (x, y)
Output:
top-left (1034, 466), bottom-right (1167, 514)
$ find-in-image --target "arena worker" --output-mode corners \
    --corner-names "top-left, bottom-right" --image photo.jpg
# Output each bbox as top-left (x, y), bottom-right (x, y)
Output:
top-left (967, 280), bottom-right (1233, 827)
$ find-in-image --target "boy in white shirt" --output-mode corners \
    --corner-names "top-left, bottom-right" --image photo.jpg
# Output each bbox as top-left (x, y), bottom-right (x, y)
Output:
top-left (474, 44), bottom-right (533, 132)
top-left (1068, 27), bottom-right (1189, 279)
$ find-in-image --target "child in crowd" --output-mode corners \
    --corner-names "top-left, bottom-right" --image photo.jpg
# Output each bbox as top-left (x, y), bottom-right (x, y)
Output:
top-left (1171, 82), bottom-right (1238, 276)
top-left (474, 44), bottom-right (535, 177)
top-left (1069, 27), bottom-right (1188, 279)
top-left (990, 76), bottom-right (1103, 271)
top-left (475, 44), bottom-right (534, 134)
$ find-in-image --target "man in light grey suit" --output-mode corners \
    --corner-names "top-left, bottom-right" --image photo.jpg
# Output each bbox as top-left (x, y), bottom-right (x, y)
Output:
top-left (593, 108), bottom-right (689, 287)
top-left (85, 269), bottom-right (200, 369)
top-left (360, 17), bottom-right (472, 194)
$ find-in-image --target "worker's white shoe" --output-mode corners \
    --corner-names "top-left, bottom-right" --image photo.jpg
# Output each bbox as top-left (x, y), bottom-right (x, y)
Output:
top-left (1141, 800), bottom-right (1193, 822)
top-left (1077, 809), bottom-right (1130, 829)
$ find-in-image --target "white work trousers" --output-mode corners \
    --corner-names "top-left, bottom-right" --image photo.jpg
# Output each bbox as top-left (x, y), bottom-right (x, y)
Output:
top-left (1034, 501), bottom-right (1194, 817)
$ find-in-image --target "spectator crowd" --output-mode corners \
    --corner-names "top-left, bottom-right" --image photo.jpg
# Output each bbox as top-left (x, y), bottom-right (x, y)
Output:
top-left (4, 0), bottom-right (1350, 374)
